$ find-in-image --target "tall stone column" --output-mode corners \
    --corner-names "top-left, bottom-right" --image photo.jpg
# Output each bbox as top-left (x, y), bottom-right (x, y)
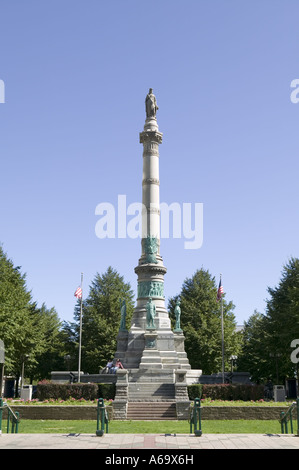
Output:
top-left (124, 89), bottom-right (183, 369)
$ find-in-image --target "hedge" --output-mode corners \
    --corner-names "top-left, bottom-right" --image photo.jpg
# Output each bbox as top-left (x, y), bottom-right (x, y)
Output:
top-left (36, 382), bottom-right (116, 401)
top-left (98, 383), bottom-right (116, 400)
top-left (36, 382), bottom-right (263, 402)
top-left (187, 384), bottom-right (265, 401)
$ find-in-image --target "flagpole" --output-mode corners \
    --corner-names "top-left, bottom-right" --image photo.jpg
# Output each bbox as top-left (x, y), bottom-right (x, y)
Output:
top-left (78, 272), bottom-right (83, 383)
top-left (220, 273), bottom-right (225, 384)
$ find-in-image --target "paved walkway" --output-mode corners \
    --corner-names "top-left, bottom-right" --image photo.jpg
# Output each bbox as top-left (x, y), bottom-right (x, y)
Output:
top-left (1, 433), bottom-right (299, 449)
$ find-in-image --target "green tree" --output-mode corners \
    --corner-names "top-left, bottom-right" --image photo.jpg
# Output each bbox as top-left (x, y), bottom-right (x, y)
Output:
top-left (67, 267), bottom-right (135, 373)
top-left (27, 304), bottom-right (64, 381)
top-left (0, 246), bottom-right (59, 392)
top-left (237, 311), bottom-right (269, 383)
top-left (264, 257), bottom-right (299, 382)
top-left (168, 268), bottom-right (242, 374)
top-left (238, 258), bottom-right (299, 384)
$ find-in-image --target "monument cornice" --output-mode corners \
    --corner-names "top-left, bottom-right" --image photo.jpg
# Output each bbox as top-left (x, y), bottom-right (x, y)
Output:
top-left (142, 178), bottom-right (160, 186)
top-left (145, 206), bottom-right (160, 215)
top-left (134, 264), bottom-right (167, 276)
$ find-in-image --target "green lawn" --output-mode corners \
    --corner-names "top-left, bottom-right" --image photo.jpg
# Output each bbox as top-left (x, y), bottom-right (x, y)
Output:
top-left (4, 419), bottom-right (283, 434)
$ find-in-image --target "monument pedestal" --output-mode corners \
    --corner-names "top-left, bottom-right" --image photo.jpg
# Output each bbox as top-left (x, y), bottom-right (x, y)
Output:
top-left (173, 331), bottom-right (191, 369)
top-left (139, 331), bottom-right (162, 369)
top-left (174, 370), bottom-right (191, 420)
top-left (113, 369), bottom-right (128, 419)
top-left (114, 330), bottom-right (128, 363)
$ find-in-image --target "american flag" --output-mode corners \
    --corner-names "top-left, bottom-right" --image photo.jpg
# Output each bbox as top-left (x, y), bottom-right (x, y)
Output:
top-left (74, 287), bottom-right (82, 299)
top-left (217, 278), bottom-right (223, 302)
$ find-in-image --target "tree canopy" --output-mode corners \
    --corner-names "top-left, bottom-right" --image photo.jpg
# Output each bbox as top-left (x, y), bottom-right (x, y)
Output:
top-left (168, 268), bottom-right (242, 374)
top-left (66, 266), bottom-right (135, 373)
top-left (0, 246), bottom-right (62, 383)
top-left (238, 257), bottom-right (299, 383)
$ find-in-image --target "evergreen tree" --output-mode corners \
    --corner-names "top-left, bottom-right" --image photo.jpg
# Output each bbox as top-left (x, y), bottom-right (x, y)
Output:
top-left (0, 248), bottom-right (49, 393)
top-left (238, 258), bottom-right (299, 384)
top-left (0, 246), bottom-right (64, 387)
top-left (168, 268), bottom-right (242, 374)
top-left (28, 304), bottom-right (64, 380)
top-left (264, 257), bottom-right (299, 382)
top-left (67, 267), bottom-right (135, 373)
top-left (237, 311), bottom-right (269, 383)
top-left (0, 246), bottom-right (36, 373)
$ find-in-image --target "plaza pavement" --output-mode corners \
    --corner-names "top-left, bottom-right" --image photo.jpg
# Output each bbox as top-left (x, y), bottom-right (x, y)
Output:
top-left (1, 432), bottom-right (299, 449)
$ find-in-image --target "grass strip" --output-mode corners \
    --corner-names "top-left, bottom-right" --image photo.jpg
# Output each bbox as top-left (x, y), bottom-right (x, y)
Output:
top-left (4, 419), bottom-right (282, 435)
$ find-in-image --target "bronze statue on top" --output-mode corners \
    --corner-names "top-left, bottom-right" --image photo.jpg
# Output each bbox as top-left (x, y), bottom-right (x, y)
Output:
top-left (145, 88), bottom-right (159, 118)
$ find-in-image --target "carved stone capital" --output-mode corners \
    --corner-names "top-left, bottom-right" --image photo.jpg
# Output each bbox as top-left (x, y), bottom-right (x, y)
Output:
top-left (140, 131), bottom-right (163, 145)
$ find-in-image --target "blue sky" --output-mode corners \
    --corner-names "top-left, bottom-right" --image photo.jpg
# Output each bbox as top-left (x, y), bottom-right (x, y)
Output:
top-left (0, 0), bottom-right (298, 326)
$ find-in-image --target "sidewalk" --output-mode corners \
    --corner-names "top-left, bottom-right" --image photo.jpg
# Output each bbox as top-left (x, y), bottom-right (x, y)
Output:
top-left (1, 433), bottom-right (299, 449)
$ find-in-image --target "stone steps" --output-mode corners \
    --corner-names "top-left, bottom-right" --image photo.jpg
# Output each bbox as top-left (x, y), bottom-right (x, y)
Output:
top-left (127, 402), bottom-right (177, 420)
top-left (128, 383), bottom-right (175, 401)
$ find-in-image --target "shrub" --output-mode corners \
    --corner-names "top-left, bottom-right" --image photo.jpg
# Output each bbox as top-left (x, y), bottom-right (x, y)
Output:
top-left (187, 384), bottom-right (203, 400)
top-left (98, 383), bottom-right (116, 400)
top-left (187, 384), bottom-right (264, 401)
top-left (36, 382), bottom-right (116, 401)
top-left (36, 382), bottom-right (98, 401)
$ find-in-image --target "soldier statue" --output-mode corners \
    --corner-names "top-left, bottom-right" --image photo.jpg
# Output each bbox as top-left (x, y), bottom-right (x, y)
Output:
top-left (174, 299), bottom-right (182, 331)
top-left (145, 88), bottom-right (159, 118)
top-left (119, 299), bottom-right (127, 331)
top-left (146, 297), bottom-right (156, 329)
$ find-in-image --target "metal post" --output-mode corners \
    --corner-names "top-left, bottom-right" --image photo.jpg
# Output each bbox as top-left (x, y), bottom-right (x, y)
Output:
top-left (78, 272), bottom-right (83, 383)
top-left (197, 399), bottom-right (202, 436)
top-left (290, 411), bottom-right (293, 434)
top-left (96, 398), bottom-right (106, 436)
top-left (102, 404), bottom-right (105, 432)
top-left (7, 408), bottom-right (10, 433)
top-left (0, 364), bottom-right (4, 398)
top-left (221, 295), bottom-right (225, 384)
top-left (12, 414), bottom-right (15, 433)
top-left (20, 354), bottom-right (29, 392)
top-left (0, 398), bottom-right (3, 434)
top-left (193, 398), bottom-right (202, 436)
top-left (280, 412), bottom-right (284, 433)
top-left (21, 360), bottom-right (25, 390)
top-left (15, 412), bottom-right (19, 433)
top-left (218, 273), bottom-right (225, 384)
top-left (105, 409), bottom-right (109, 433)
